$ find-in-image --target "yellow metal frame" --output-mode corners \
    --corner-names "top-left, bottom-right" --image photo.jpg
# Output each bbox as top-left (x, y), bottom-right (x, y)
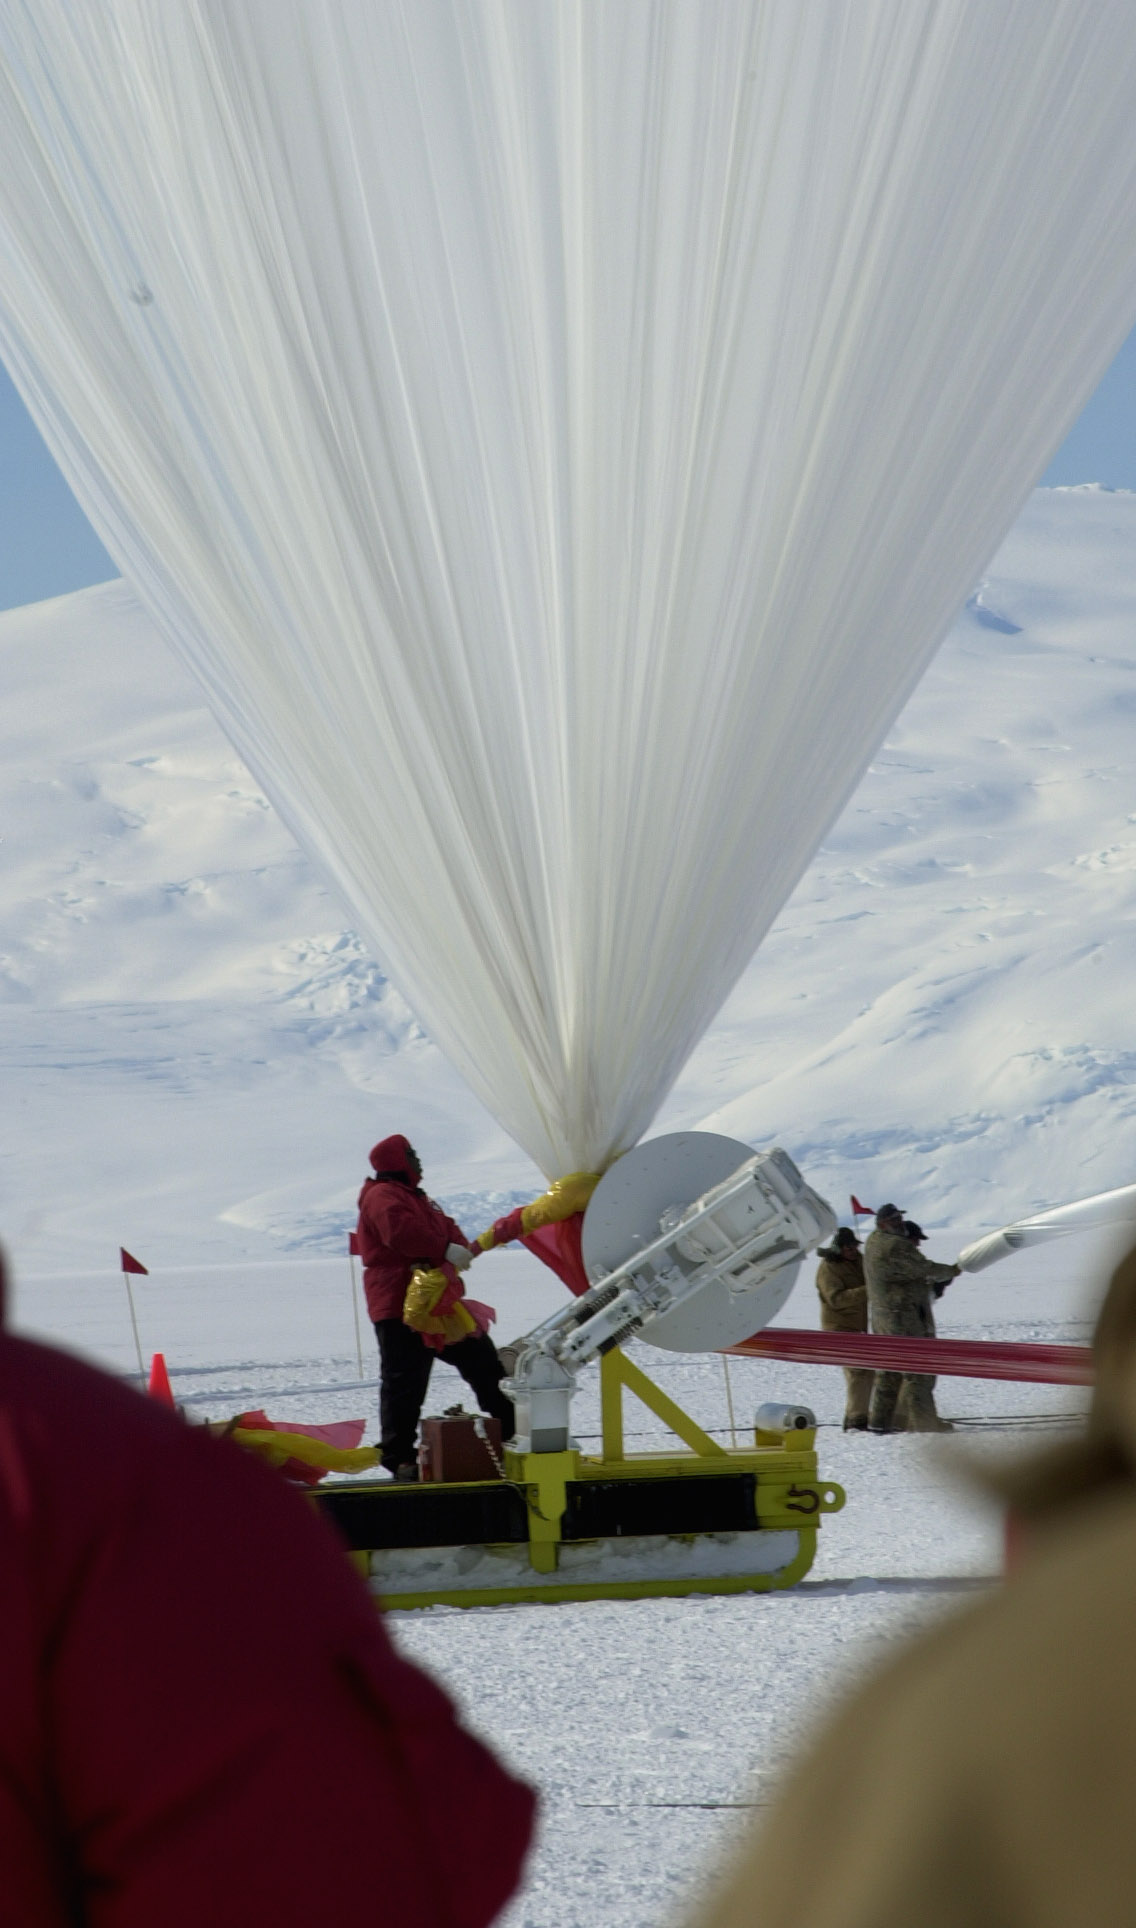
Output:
top-left (349, 1349), bottom-right (844, 1609)
top-left (599, 1345), bottom-right (727, 1460)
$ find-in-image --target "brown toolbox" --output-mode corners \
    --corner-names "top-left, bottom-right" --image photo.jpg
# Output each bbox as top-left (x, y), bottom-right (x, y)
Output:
top-left (418, 1407), bottom-right (504, 1482)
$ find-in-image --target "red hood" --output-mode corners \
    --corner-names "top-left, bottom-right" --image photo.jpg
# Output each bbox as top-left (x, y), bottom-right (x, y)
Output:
top-left (369, 1133), bottom-right (417, 1179)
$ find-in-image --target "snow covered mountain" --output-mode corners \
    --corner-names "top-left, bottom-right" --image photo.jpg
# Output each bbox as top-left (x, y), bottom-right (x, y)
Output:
top-left (4, 485), bottom-right (1136, 1273)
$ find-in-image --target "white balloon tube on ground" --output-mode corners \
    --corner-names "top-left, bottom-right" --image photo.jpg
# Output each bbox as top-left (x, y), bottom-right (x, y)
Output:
top-left (957, 1182), bottom-right (1136, 1274)
top-left (2, 6), bottom-right (1136, 1175)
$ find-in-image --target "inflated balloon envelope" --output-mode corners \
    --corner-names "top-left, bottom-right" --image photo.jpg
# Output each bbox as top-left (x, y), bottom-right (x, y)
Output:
top-left (1, 3), bottom-right (1136, 1184)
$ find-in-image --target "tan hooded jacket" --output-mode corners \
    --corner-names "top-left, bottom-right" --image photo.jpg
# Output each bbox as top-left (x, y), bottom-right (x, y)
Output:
top-left (814, 1245), bottom-right (867, 1333)
top-left (685, 1246), bottom-right (1136, 1928)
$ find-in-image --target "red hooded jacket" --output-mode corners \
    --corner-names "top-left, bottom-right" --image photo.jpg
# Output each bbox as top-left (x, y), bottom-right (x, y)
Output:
top-left (357, 1134), bottom-right (471, 1323)
top-left (0, 1270), bottom-right (533, 1926)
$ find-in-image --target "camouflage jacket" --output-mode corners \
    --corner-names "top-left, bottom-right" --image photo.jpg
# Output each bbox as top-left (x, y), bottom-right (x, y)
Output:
top-left (814, 1247), bottom-right (867, 1333)
top-left (862, 1227), bottom-right (956, 1338)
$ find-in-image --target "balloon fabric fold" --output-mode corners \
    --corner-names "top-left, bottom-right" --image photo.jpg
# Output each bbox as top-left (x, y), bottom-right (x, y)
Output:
top-left (2, 4), bottom-right (1136, 1174)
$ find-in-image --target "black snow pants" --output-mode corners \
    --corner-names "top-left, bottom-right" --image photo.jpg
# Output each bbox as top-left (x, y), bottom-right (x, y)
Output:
top-left (373, 1318), bottom-right (515, 1472)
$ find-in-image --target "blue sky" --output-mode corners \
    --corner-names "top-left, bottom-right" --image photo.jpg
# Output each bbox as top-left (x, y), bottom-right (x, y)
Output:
top-left (1, 325), bottom-right (1136, 613)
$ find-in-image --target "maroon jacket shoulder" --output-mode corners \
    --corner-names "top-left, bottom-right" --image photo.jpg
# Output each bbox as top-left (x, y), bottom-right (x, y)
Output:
top-left (0, 1330), bottom-right (533, 1927)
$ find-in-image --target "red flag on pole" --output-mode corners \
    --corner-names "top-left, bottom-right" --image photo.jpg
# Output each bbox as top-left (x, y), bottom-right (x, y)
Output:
top-left (850, 1197), bottom-right (874, 1219)
top-left (118, 1250), bottom-right (147, 1378)
top-left (346, 1232), bottom-right (364, 1377)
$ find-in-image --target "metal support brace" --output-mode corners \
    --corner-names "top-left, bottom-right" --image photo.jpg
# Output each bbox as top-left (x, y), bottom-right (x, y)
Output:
top-left (503, 1447), bottom-right (578, 1572)
top-left (599, 1348), bottom-right (729, 1461)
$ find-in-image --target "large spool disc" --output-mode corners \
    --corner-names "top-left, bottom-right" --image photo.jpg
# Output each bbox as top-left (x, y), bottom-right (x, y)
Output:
top-left (580, 1131), bottom-right (800, 1353)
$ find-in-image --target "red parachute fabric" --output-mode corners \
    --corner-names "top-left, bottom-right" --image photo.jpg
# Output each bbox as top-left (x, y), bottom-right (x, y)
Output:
top-left (521, 1219), bottom-right (589, 1296)
top-left (487, 1206), bottom-right (526, 1246)
top-left (728, 1327), bottom-right (1093, 1385)
top-left (236, 1412), bottom-right (368, 1486)
top-left (484, 1200), bottom-right (590, 1294)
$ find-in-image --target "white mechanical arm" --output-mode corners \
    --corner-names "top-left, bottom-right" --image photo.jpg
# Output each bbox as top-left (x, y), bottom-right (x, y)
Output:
top-left (504, 1147), bottom-right (835, 1452)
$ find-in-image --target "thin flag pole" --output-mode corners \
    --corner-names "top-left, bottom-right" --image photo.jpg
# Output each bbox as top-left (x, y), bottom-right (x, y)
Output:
top-left (721, 1354), bottom-right (738, 1448)
top-left (348, 1234), bottom-right (365, 1381)
top-left (119, 1247), bottom-right (147, 1379)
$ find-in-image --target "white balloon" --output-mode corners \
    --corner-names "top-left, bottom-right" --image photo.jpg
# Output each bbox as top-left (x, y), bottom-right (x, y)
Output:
top-left (958, 1181), bottom-right (1136, 1272)
top-left (1, 3), bottom-right (1136, 1175)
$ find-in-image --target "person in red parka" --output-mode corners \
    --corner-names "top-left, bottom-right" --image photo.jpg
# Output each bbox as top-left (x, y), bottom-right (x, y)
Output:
top-left (357, 1134), bottom-right (515, 1478)
top-left (0, 1247), bottom-right (534, 1927)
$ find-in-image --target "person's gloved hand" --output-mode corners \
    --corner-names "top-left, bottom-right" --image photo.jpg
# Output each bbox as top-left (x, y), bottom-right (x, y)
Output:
top-left (445, 1242), bottom-right (473, 1272)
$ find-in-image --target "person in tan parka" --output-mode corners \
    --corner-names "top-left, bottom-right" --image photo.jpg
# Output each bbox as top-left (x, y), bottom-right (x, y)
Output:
top-left (813, 1227), bottom-right (873, 1429)
top-left (683, 1240), bottom-right (1136, 1928)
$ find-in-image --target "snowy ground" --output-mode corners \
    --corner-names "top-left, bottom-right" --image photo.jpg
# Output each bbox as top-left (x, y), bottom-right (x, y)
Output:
top-left (4, 484), bottom-right (1135, 1921)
